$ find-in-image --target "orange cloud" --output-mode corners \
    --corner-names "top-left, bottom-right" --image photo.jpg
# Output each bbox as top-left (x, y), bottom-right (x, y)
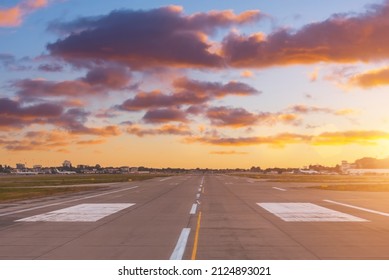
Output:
top-left (348, 67), bottom-right (389, 88)
top-left (185, 130), bottom-right (389, 147)
top-left (311, 130), bottom-right (389, 146)
top-left (222, 2), bottom-right (389, 67)
top-left (240, 70), bottom-right (253, 78)
top-left (0, 0), bottom-right (48, 27)
top-left (210, 150), bottom-right (248, 155)
top-left (126, 123), bottom-right (192, 137)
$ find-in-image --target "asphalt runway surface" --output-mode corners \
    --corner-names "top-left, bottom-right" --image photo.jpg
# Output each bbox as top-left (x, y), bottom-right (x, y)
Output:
top-left (1, 174), bottom-right (389, 260)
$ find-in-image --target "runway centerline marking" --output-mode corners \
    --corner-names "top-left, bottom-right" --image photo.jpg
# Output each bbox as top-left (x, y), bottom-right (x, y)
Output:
top-left (170, 228), bottom-right (191, 260)
top-left (190, 203), bottom-right (197, 215)
top-left (257, 203), bottom-right (367, 222)
top-left (273, 187), bottom-right (287, 191)
top-left (324, 200), bottom-right (389, 217)
top-left (16, 203), bottom-right (135, 222)
top-left (0, 186), bottom-right (139, 217)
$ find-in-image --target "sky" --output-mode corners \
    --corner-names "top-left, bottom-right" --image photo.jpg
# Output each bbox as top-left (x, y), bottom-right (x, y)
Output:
top-left (2, 0), bottom-right (389, 169)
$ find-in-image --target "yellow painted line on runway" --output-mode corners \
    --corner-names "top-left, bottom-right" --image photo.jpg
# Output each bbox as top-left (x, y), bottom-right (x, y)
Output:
top-left (191, 211), bottom-right (202, 260)
top-left (202, 186), bottom-right (205, 194)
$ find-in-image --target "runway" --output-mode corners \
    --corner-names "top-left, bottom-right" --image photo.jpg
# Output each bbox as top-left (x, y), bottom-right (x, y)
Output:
top-left (1, 174), bottom-right (389, 259)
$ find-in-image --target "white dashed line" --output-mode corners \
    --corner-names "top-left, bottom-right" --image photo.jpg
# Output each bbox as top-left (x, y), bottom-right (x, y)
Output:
top-left (257, 202), bottom-right (367, 222)
top-left (159, 177), bottom-right (171, 182)
top-left (16, 203), bottom-right (135, 222)
top-left (324, 200), bottom-right (389, 217)
top-left (273, 187), bottom-right (287, 191)
top-left (190, 203), bottom-right (198, 215)
top-left (170, 228), bottom-right (191, 260)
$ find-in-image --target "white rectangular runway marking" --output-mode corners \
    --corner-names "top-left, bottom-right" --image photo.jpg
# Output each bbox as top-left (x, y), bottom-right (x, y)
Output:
top-left (324, 200), bottom-right (389, 217)
top-left (257, 203), bottom-right (367, 222)
top-left (16, 203), bottom-right (134, 222)
top-left (0, 186), bottom-right (139, 217)
top-left (170, 228), bottom-right (191, 260)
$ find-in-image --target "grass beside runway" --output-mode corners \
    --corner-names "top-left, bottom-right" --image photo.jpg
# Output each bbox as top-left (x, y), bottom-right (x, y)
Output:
top-left (232, 173), bottom-right (389, 183)
top-left (310, 184), bottom-right (389, 192)
top-left (0, 173), bottom-right (169, 202)
top-left (0, 186), bottom-right (108, 202)
top-left (0, 173), bottom-right (168, 188)
top-left (231, 173), bottom-right (389, 191)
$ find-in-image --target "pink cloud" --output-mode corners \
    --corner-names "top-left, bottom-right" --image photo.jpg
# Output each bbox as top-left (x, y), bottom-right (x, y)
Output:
top-left (0, 0), bottom-right (48, 27)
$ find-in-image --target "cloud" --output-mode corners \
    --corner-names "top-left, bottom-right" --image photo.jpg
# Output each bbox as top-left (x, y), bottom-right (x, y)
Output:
top-left (0, 0), bottom-right (48, 27)
top-left (288, 104), bottom-right (333, 114)
top-left (38, 63), bottom-right (64, 72)
top-left (0, 98), bottom-right (121, 136)
top-left (185, 130), bottom-right (389, 147)
top-left (206, 106), bottom-right (300, 128)
top-left (76, 139), bottom-right (106, 145)
top-left (206, 106), bottom-right (259, 128)
top-left (126, 123), bottom-right (192, 137)
top-left (13, 66), bottom-right (132, 100)
top-left (348, 67), bottom-right (389, 88)
top-left (210, 150), bottom-right (248, 155)
top-left (0, 98), bottom-right (63, 129)
top-left (1, 130), bottom-right (74, 151)
top-left (311, 130), bottom-right (389, 145)
top-left (186, 133), bottom-right (311, 147)
top-left (142, 108), bottom-right (189, 124)
top-left (222, 1), bottom-right (389, 67)
top-left (47, 6), bottom-right (261, 69)
top-left (240, 70), bottom-right (253, 78)
top-left (118, 77), bottom-right (259, 111)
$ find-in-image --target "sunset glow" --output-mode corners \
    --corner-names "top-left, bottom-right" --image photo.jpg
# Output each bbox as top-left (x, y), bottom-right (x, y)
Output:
top-left (1, 0), bottom-right (389, 168)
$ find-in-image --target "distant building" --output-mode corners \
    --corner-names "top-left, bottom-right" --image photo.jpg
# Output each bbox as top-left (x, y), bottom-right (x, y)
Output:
top-left (16, 163), bottom-right (26, 169)
top-left (120, 166), bottom-right (130, 173)
top-left (340, 160), bottom-right (356, 173)
top-left (62, 160), bottom-right (72, 168)
top-left (33, 165), bottom-right (42, 169)
top-left (130, 167), bottom-right (139, 173)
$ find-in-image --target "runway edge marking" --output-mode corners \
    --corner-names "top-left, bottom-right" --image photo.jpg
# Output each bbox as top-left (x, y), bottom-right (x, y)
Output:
top-left (324, 200), bottom-right (389, 217)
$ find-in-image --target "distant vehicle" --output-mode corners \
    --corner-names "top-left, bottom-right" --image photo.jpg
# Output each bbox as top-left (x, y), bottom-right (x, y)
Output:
top-left (299, 169), bottom-right (320, 174)
top-left (54, 168), bottom-right (77, 175)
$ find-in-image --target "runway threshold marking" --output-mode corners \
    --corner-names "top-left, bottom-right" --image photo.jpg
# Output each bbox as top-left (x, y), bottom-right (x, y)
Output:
top-left (191, 211), bottom-right (202, 260)
top-left (273, 187), bottom-right (286, 191)
top-left (16, 203), bottom-right (135, 222)
top-left (324, 200), bottom-right (389, 217)
top-left (257, 203), bottom-right (367, 222)
top-left (170, 228), bottom-right (191, 260)
top-left (0, 186), bottom-right (139, 217)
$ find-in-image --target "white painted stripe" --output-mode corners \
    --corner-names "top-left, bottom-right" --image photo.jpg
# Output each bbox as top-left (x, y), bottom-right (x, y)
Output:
top-left (0, 186), bottom-right (139, 217)
top-left (170, 228), bottom-right (191, 260)
top-left (257, 202), bottom-right (367, 222)
top-left (190, 203), bottom-right (197, 215)
top-left (159, 177), bottom-right (171, 182)
top-left (198, 188), bottom-right (202, 192)
top-left (273, 187), bottom-right (287, 191)
top-left (324, 200), bottom-right (389, 217)
top-left (196, 193), bottom-right (201, 199)
top-left (17, 203), bottom-right (134, 222)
